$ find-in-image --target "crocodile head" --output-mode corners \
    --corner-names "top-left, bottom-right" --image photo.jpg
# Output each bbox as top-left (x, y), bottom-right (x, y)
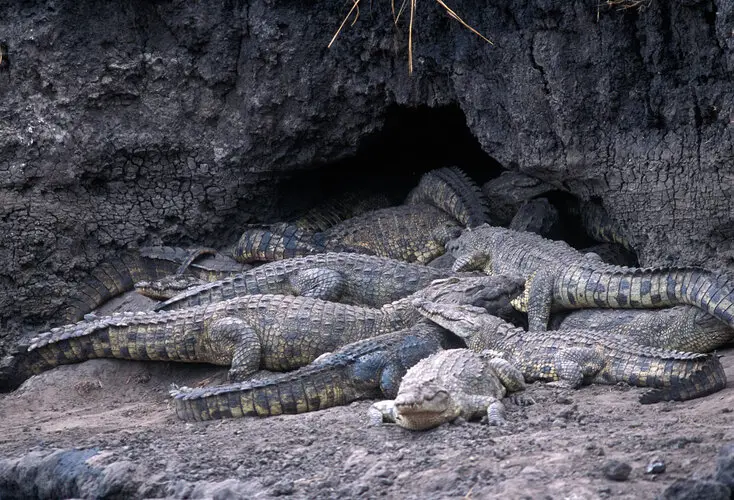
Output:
top-left (391, 380), bottom-right (460, 430)
top-left (412, 299), bottom-right (509, 351)
top-left (445, 225), bottom-right (496, 273)
top-left (414, 275), bottom-right (524, 314)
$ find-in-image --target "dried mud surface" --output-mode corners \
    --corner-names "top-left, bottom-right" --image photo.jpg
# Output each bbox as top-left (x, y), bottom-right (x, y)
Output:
top-left (0, 294), bottom-right (732, 498)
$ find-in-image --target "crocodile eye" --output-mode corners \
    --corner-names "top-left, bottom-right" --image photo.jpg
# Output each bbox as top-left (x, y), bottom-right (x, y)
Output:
top-left (424, 389), bottom-right (449, 402)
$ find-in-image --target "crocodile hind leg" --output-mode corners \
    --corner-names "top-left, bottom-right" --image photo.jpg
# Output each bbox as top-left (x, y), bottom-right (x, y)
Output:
top-left (290, 268), bottom-right (347, 302)
top-left (206, 317), bottom-right (262, 382)
top-left (533, 347), bottom-right (606, 388)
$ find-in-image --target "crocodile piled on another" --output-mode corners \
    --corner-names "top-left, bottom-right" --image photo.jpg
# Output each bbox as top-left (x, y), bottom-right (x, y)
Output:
top-left (415, 300), bottom-right (728, 403)
top-left (288, 190), bottom-right (393, 232)
top-left (551, 306), bottom-right (733, 352)
top-left (0, 276), bottom-right (523, 392)
top-left (234, 167), bottom-right (490, 264)
top-left (448, 225), bottom-right (734, 332)
top-left (171, 321), bottom-right (460, 421)
top-left (482, 171), bottom-right (557, 226)
top-left (64, 247), bottom-right (249, 322)
top-left (155, 252), bottom-right (483, 311)
top-left (369, 348), bottom-right (527, 430)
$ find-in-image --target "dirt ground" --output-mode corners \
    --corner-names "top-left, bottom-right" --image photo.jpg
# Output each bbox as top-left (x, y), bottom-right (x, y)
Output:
top-left (0, 293), bottom-right (732, 498)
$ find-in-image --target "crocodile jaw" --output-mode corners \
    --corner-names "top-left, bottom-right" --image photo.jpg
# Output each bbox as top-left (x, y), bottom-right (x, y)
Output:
top-left (393, 383), bottom-right (459, 430)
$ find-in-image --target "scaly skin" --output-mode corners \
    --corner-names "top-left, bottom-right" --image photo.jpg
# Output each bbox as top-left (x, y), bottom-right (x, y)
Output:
top-left (64, 247), bottom-right (248, 322)
top-left (403, 166), bottom-right (490, 227)
top-left (369, 349), bottom-right (526, 430)
top-left (448, 225), bottom-right (734, 332)
top-left (171, 321), bottom-right (457, 421)
top-left (415, 300), bottom-right (728, 404)
top-left (234, 167), bottom-right (489, 264)
top-left (288, 191), bottom-right (393, 232)
top-left (580, 243), bottom-right (638, 267)
top-left (482, 171), bottom-right (557, 226)
top-left (550, 306), bottom-right (733, 353)
top-left (156, 252), bottom-right (480, 311)
top-left (1, 275), bottom-right (523, 392)
top-left (567, 200), bottom-right (635, 251)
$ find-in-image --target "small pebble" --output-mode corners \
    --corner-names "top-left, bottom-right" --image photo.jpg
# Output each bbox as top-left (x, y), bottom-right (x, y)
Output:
top-left (646, 457), bottom-right (666, 474)
top-left (602, 460), bottom-right (632, 481)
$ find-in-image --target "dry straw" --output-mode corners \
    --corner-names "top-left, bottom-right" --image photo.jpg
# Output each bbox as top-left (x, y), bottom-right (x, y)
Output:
top-left (329, 0), bottom-right (492, 74)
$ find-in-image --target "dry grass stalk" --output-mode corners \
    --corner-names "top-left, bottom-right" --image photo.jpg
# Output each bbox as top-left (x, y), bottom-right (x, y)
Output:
top-left (330, 0), bottom-right (492, 74)
top-left (605, 0), bottom-right (652, 9)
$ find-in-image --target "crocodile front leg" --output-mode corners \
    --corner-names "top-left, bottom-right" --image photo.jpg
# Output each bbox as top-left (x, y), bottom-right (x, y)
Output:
top-left (523, 268), bottom-right (556, 331)
top-left (203, 317), bottom-right (262, 382)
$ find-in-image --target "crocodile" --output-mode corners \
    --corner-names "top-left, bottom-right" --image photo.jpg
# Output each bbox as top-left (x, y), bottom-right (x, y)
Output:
top-left (482, 171), bottom-right (557, 226)
top-left (580, 243), bottom-right (638, 267)
top-left (550, 306), bottom-right (734, 353)
top-left (566, 199), bottom-right (635, 251)
top-left (171, 321), bottom-right (460, 421)
top-left (155, 252), bottom-right (483, 312)
top-left (508, 198), bottom-right (562, 240)
top-left (64, 246), bottom-right (249, 322)
top-left (0, 275), bottom-right (523, 392)
top-left (288, 190), bottom-right (393, 232)
top-left (369, 348), bottom-right (527, 430)
top-left (415, 300), bottom-right (728, 403)
top-left (447, 224), bottom-right (734, 332)
top-left (234, 167), bottom-right (490, 264)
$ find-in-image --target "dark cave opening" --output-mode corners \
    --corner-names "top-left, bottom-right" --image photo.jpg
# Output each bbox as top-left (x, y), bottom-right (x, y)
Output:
top-left (274, 103), bottom-right (504, 220)
top-left (270, 103), bottom-right (636, 262)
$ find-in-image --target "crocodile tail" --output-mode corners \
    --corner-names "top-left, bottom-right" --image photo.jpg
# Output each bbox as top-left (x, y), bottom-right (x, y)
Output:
top-left (405, 167), bottom-right (490, 227)
top-left (0, 320), bottom-right (107, 391)
top-left (570, 266), bottom-right (734, 329)
top-left (568, 200), bottom-right (634, 251)
top-left (0, 345), bottom-right (42, 392)
top-left (63, 252), bottom-right (150, 323)
top-left (233, 223), bottom-right (325, 263)
top-left (639, 353), bottom-right (727, 404)
top-left (63, 247), bottom-right (213, 323)
top-left (9, 311), bottom-right (192, 387)
top-left (171, 362), bottom-right (359, 421)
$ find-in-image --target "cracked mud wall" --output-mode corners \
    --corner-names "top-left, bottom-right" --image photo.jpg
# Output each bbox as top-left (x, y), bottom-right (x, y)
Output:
top-left (0, 0), bottom-right (732, 336)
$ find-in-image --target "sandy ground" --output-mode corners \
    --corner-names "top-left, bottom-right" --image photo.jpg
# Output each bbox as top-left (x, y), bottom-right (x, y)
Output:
top-left (0, 292), bottom-right (732, 498)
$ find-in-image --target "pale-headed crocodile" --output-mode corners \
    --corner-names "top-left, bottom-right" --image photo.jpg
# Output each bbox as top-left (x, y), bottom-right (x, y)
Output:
top-left (415, 300), bottom-right (728, 404)
top-left (369, 348), bottom-right (527, 430)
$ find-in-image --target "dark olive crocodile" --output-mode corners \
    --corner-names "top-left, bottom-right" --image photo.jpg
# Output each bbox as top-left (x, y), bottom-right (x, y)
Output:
top-left (482, 171), bottom-right (557, 226)
top-left (234, 167), bottom-right (490, 264)
top-left (156, 252), bottom-right (482, 312)
top-left (416, 300), bottom-right (728, 404)
top-left (62, 246), bottom-right (249, 322)
top-left (566, 199), bottom-right (635, 251)
top-left (171, 321), bottom-right (459, 421)
top-left (1, 275), bottom-right (523, 392)
top-left (550, 306), bottom-right (733, 353)
top-left (288, 190), bottom-right (393, 232)
top-left (448, 224), bottom-right (734, 332)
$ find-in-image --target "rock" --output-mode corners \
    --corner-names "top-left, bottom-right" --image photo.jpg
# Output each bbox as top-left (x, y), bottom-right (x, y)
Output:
top-left (714, 442), bottom-right (734, 489)
top-left (646, 457), bottom-right (666, 475)
top-left (657, 479), bottom-right (730, 500)
top-left (602, 460), bottom-right (632, 482)
top-left (270, 480), bottom-right (296, 496)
